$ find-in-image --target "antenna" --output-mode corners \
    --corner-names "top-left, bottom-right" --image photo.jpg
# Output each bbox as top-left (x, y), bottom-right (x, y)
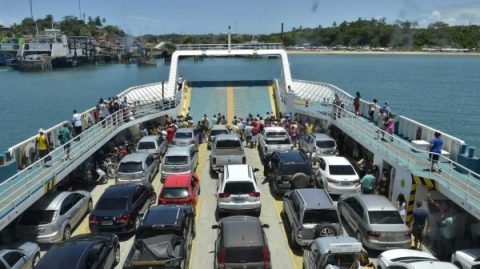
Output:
top-left (78, 0), bottom-right (83, 21)
top-left (29, 0), bottom-right (34, 19)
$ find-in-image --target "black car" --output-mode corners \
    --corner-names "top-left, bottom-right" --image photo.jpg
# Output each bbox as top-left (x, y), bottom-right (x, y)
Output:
top-left (123, 205), bottom-right (195, 269)
top-left (89, 183), bottom-right (156, 234)
top-left (264, 150), bottom-right (314, 194)
top-left (35, 233), bottom-right (120, 269)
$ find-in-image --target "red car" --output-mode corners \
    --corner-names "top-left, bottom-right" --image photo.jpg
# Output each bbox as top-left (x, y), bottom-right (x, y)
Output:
top-left (158, 174), bottom-right (200, 208)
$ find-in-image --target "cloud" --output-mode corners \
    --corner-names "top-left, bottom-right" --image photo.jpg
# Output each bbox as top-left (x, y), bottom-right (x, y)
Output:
top-left (418, 2), bottom-right (480, 27)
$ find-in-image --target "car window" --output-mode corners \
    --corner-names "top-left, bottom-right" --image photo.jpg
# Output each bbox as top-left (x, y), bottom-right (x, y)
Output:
top-left (303, 209), bottom-right (339, 223)
top-left (132, 188), bottom-right (142, 202)
top-left (175, 131), bottom-right (192, 139)
top-left (324, 252), bottom-right (368, 268)
top-left (118, 161), bottom-right (143, 173)
top-left (368, 211), bottom-right (404, 224)
top-left (225, 247), bottom-right (263, 263)
top-left (165, 156), bottom-right (188, 165)
top-left (281, 163), bottom-right (310, 175)
top-left (265, 138), bottom-right (291, 145)
top-left (328, 165), bottom-right (356, 175)
top-left (3, 251), bottom-right (24, 267)
top-left (161, 187), bottom-right (189, 199)
top-left (85, 243), bottom-right (106, 268)
top-left (211, 129), bottom-right (229, 136)
top-left (96, 197), bottom-right (128, 211)
top-left (224, 182), bottom-right (255, 194)
top-left (60, 193), bottom-right (75, 215)
top-left (215, 139), bottom-right (241, 149)
top-left (319, 158), bottom-right (326, 170)
top-left (190, 149), bottom-right (196, 159)
top-left (291, 192), bottom-right (301, 219)
top-left (145, 155), bottom-right (154, 166)
top-left (138, 141), bottom-right (156, 150)
top-left (316, 140), bottom-right (336, 148)
top-left (352, 200), bottom-right (365, 218)
top-left (265, 131), bottom-right (288, 138)
top-left (19, 210), bottom-right (56, 225)
top-left (72, 193), bottom-right (84, 204)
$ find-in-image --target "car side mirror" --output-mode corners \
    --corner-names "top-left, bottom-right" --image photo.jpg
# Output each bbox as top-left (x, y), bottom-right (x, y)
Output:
top-left (253, 168), bottom-right (259, 173)
top-left (211, 224), bottom-right (219, 229)
top-left (262, 224), bottom-right (270, 228)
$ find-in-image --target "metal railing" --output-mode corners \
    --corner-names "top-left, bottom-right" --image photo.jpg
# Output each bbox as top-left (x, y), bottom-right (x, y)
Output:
top-left (175, 43), bottom-right (284, 51)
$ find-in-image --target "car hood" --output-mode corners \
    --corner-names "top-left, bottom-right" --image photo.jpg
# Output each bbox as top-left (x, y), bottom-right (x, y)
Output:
top-left (380, 249), bottom-right (436, 261)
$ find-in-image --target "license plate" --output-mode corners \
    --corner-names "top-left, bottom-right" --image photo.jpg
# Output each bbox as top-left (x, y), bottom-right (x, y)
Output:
top-left (341, 181), bottom-right (351, 186)
top-left (101, 221), bottom-right (113, 226)
top-left (233, 197), bottom-right (244, 202)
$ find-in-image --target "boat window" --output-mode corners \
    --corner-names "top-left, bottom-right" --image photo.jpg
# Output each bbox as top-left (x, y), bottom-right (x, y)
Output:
top-left (368, 211), bottom-right (403, 224)
top-left (225, 247), bottom-right (263, 263)
top-left (329, 165), bottom-right (356, 175)
top-left (224, 182), bottom-right (255, 194)
top-left (165, 156), bottom-right (188, 165)
top-left (303, 209), bottom-right (339, 224)
top-left (118, 161), bottom-right (143, 173)
top-left (316, 140), bottom-right (336, 148)
top-left (138, 141), bottom-right (156, 150)
top-left (175, 131), bottom-right (193, 139)
top-left (161, 187), bottom-right (189, 199)
top-left (96, 197), bottom-right (128, 211)
top-left (19, 210), bottom-right (56, 225)
top-left (215, 139), bottom-right (241, 149)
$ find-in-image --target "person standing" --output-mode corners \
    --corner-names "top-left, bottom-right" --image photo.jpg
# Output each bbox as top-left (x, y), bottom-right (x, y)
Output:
top-left (177, 75), bottom-right (184, 92)
top-left (386, 113), bottom-right (395, 141)
top-left (333, 94), bottom-right (341, 119)
top-left (58, 123), bottom-right (72, 160)
top-left (396, 193), bottom-right (407, 222)
top-left (384, 101), bottom-right (391, 114)
top-left (358, 170), bottom-right (376, 194)
top-left (412, 201), bottom-right (428, 249)
top-left (72, 110), bottom-right (83, 138)
top-left (439, 208), bottom-right (456, 260)
top-left (429, 132), bottom-right (444, 173)
top-left (35, 129), bottom-right (50, 164)
top-left (353, 91), bottom-right (361, 116)
top-left (368, 98), bottom-right (377, 122)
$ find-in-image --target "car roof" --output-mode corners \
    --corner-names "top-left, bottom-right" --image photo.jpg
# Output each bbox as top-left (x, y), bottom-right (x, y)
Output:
top-left (138, 135), bottom-right (160, 142)
top-left (143, 205), bottom-right (189, 226)
top-left (176, 128), bottom-right (194, 133)
top-left (355, 194), bottom-right (397, 211)
top-left (399, 260), bottom-right (458, 269)
top-left (215, 134), bottom-right (240, 141)
top-left (321, 156), bottom-right (352, 165)
top-left (380, 249), bottom-right (436, 261)
top-left (103, 184), bottom-right (139, 198)
top-left (457, 249), bottom-right (480, 260)
top-left (37, 240), bottom-right (93, 269)
top-left (225, 165), bottom-right (252, 181)
top-left (313, 236), bottom-right (363, 254)
top-left (211, 125), bottom-right (229, 130)
top-left (295, 189), bottom-right (334, 210)
top-left (277, 150), bottom-right (308, 163)
top-left (29, 191), bottom-right (71, 211)
top-left (120, 153), bottom-right (150, 162)
top-left (163, 174), bottom-right (192, 187)
top-left (312, 133), bottom-right (335, 141)
top-left (165, 146), bottom-right (191, 156)
top-left (221, 216), bottom-right (264, 248)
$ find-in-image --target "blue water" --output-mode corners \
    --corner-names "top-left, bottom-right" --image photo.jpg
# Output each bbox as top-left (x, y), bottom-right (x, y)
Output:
top-left (0, 55), bottom-right (479, 152)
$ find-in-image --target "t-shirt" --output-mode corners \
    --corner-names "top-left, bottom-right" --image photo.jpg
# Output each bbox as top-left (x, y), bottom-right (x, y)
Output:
top-left (72, 113), bottom-right (82, 127)
top-left (360, 174), bottom-right (376, 191)
top-left (36, 134), bottom-right (49, 151)
top-left (441, 216), bottom-right (456, 239)
top-left (430, 137), bottom-right (443, 153)
top-left (412, 208), bottom-right (428, 227)
top-left (58, 127), bottom-right (71, 145)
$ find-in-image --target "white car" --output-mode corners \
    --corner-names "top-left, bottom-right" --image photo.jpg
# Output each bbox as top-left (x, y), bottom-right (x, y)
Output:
top-left (452, 249), bottom-right (480, 269)
top-left (377, 249), bottom-right (437, 269)
top-left (315, 156), bottom-right (360, 194)
top-left (217, 164), bottom-right (261, 216)
top-left (383, 260), bottom-right (458, 269)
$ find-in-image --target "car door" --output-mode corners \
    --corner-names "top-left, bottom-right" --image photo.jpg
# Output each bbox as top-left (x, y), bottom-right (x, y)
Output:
top-left (136, 186), bottom-right (150, 215)
top-left (71, 193), bottom-right (87, 225)
top-left (349, 198), bottom-right (365, 232)
top-left (2, 250), bottom-right (26, 269)
top-left (190, 147), bottom-right (198, 171)
top-left (60, 193), bottom-right (79, 228)
top-left (340, 197), bottom-right (355, 227)
top-left (191, 175), bottom-right (200, 203)
top-left (316, 158), bottom-right (327, 186)
top-left (144, 155), bottom-right (155, 180)
top-left (303, 244), bottom-right (317, 269)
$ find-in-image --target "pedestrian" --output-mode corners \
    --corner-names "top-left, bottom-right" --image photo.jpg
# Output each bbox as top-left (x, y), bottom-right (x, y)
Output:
top-left (439, 208), bottom-right (456, 260)
top-left (386, 113), bottom-right (395, 141)
top-left (245, 122), bottom-right (253, 148)
top-left (384, 101), bottom-right (390, 114)
top-left (333, 94), bottom-right (341, 118)
top-left (177, 75), bottom-right (184, 92)
top-left (58, 123), bottom-right (72, 160)
top-left (358, 170), bottom-right (375, 194)
top-left (72, 110), bottom-right (83, 138)
top-left (429, 132), bottom-right (443, 173)
top-left (353, 91), bottom-right (361, 116)
top-left (411, 201), bottom-right (428, 249)
top-left (368, 98), bottom-right (377, 122)
top-left (305, 120), bottom-right (314, 135)
top-left (376, 108), bottom-right (387, 139)
top-left (166, 124), bottom-right (175, 144)
top-left (35, 129), bottom-right (51, 164)
top-left (396, 193), bottom-right (407, 222)
top-left (376, 169), bottom-right (389, 196)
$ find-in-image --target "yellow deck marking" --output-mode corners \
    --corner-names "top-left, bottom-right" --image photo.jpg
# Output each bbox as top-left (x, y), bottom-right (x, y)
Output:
top-left (181, 84), bottom-right (192, 117)
top-left (226, 85), bottom-right (234, 126)
top-left (267, 85), bottom-right (277, 116)
top-left (273, 199), bottom-right (302, 269)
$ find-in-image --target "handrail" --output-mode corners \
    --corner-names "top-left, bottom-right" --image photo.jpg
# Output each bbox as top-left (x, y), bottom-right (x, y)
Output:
top-left (175, 43), bottom-right (284, 51)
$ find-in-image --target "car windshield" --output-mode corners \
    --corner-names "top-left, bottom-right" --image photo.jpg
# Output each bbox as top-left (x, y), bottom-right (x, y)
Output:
top-left (224, 182), bottom-right (255, 194)
top-left (175, 132), bottom-right (192, 139)
top-left (325, 252), bottom-right (370, 267)
top-left (225, 247), bottom-right (263, 263)
top-left (266, 131), bottom-right (287, 138)
top-left (329, 165), bottom-right (356, 175)
top-left (137, 141), bottom-right (156, 150)
top-left (316, 140), bottom-right (335, 148)
top-left (303, 209), bottom-right (339, 223)
top-left (118, 161), bottom-right (143, 173)
top-left (19, 210), bottom-right (55, 225)
top-left (96, 197), bottom-right (128, 211)
top-left (265, 138), bottom-right (290, 145)
top-left (215, 140), bottom-right (241, 149)
top-left (368, 211), bottom-right (404, 224)
top-left (164, 156), bottom-right (188, 165)
top-left (161, 187), bottom-right (189, 199)
top-left (211, 129), bottom-right (229, 136)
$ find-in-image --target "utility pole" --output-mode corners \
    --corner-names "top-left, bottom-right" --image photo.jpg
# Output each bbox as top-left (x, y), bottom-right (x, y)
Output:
top-left (29, 0), bottom-right (34, 19)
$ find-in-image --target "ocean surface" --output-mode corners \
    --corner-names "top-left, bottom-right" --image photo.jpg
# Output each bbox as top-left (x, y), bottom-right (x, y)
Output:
top-left (1, 54), bottom-right (479, 152)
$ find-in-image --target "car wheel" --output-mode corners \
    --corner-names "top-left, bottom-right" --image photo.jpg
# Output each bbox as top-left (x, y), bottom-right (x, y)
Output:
top-left (453, 262), bottom-right (463, 269)
top-left (87, 199), bottom-right (93, 213)
top-left (113, 243), bottom-right (120, 267)
top-left (315, 224), bottom-right (339, 237)
top-left (63, 225), bottom-right (71, 240)
top-left (32, 252), bottom-right (40, 267)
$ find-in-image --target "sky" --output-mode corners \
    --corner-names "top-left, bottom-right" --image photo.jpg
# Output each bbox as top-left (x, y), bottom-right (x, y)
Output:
top-left (1, 0), bottom-right (480, 35)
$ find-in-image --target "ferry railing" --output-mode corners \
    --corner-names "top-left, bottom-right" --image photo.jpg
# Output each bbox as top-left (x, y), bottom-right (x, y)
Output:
top-left (175, 43), bottom-right (284, 51)
top-left (0, 93), bottom-right (181, 223)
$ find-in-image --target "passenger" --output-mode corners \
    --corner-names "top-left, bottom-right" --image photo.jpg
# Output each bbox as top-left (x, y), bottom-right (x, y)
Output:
top-left (35, 128), bottom-right (51, 163)
top-left (306, 120), bottom-right (314, 135)
top-left (386, 113), bottom-right (395, 141)
top-left (396, 193), bottom-right (407, 222)
top-left (376, 108), bottom-right (387, 140)
top-left (368, 98), bottom-right (377, 122)
top-left (166, 124), bottom-right (175, 144)
top-left (245, 121), bottom-right (253, 148)
top-left (333, 93), bottom-right (341, 118)
top-left (71, 110), bottom-right (83, 138)
top-left (358, 170), bottom-right (375, 194)
top-left (429, 132), bottom-right (443, 173)
top-left (58, 123), bottom-right (72, 160)
top-left (353, 91), bottom-right (361, 116)
top-left (376, 169), bottom-right (389, 196)
top-left (412, 201), bottom-right (428, 250)
top-left (384, 101), bottom-right (391, 114)
top-left (439, 208), bottom-right (457, 260)
top-left (177, 75), bottom-right (184, 91)
top-left (211, 114), bottom-right (217, 125)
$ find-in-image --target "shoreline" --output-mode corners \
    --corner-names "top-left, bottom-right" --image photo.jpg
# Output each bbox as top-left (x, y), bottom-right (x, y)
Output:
top-left (286, 50), bottom-right (480, 56)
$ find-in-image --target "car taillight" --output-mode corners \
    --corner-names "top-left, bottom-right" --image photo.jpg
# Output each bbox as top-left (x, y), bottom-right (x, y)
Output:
top-left (218, 247), bottom-right (226, 269)
top-left (249, 192), bottom-right (260, 197)
top-left (212, 158), bottom-right (216, 165)
top-left (262, 245), bottom-right (271, 269)
top-left (327, 177), bottom-right (339, 183)
top-left (190, 139), bottom-right (195, 144)
top-left (89, 215), bottom-right (97, 224)
top-left (116, 214), bottom-right (131, 224)
top-left (367, 231), bottom-right (381, 238)
top-left (242, 156), bottom-right (246, 164)
top-left (219, 192), bottom-right (230, 198)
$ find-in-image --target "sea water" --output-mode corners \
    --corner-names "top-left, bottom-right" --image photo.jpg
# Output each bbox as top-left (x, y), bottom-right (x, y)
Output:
top-left (0, 54), bottom-right (479, 152)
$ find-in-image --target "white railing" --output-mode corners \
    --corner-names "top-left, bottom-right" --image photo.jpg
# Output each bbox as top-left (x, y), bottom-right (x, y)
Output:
top-left (175, 43), bottom-right (284, 51)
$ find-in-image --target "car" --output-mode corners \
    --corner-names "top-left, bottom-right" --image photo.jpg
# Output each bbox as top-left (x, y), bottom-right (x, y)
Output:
top-left (264, 150), bottom-right (314, 194)
top-left (161, 146), bottom-right (198, 182)
top-left (209, 134), bottom-right (246, 175)
top-left (116, 153), bottom-right (159, 186)
top-left (135, 135), bottom-right (167, 159)
top-left (89, 184), bottom-right (156, 234)
top-left (217, 164), bottom-right (261, 216)
top-left (337, 194), bottom-right (411, 250)
top-left (283, 188), bottom-right (341, 247)
top-left (208, 125), bottom-right (230, 150)
top-left (383, 260), bottom-right (459, 269)
top-left (173, 127), bottom-right (199, 148)
top-left (212, 216), bottom-right (271, 269)
top-left (16, 191), bottom-right (93, 243)
top-left (303, 236), bottom-right (370, 269)
top-left (158, 173), bottom-right (200, 208)
top-left (315, 156), bottom-right (361, 195)
top-left (298, 133), bottom-right (337, 156)
top-left (123, 205), bottom-right (195, 269)
top-left (452, 249), bottom-right (480, 269)
top-left (377, 249), bottom-right (438, 269)
top-left (257, 126), bottom-right (293, 164)
top-left (0, 242), bottom-right (41, 269)
top-left (34, 233), bottom-right (120, 269)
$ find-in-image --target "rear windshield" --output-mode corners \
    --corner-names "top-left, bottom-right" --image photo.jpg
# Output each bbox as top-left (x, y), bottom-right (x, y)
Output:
top-left (225, 247), bottom-right (263, 263)
top-left (324, 252), bottom-right (370, 267)
top-left (303, 209), bottom-right (339, 224)
top-left (216, 140), bottom-right (241, 149)
top-left (265, 138), bottom-right (290, 145)
top-left (316, 140), bottom-right (336, 148)
top-left (118, 161), bottom-right (143, 173)
top-left (175, 132), bottom-right (192, 139)
top-left (164, 156), bottom-right (188, 165)
top-left (19, 210), bottom-right (55, 225)
top-left (368, 211), bottom-right (404, 224)
top-left (137, 141), bottom-right (156, 150)
top-left (161, 187), bottom-right (189, 199)
top-left (265, 131), bottom-right (287, 138)
top-left (224, 182), bottom-right (255, 194)
top-left (96, 197), bottom-right (128, 211)
top-left (281, 164), bottom-right (310, 175)
top-left (329, 165), bottom-right (356, 175)
top-left (211, 129), bottom-right (229, 136)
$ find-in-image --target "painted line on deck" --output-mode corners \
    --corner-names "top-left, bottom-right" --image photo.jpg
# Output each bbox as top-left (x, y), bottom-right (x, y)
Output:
top-left (226, 85), bottom-right (234, 125)
top-left (273, 199), bottom-right (302, 269)
top-left (181, 84), bottom-right (192, 117)
top-left (268, 85), bottom-right (277, 116)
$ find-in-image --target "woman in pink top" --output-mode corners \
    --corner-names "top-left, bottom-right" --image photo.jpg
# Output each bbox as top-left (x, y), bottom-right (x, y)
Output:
top-left (386, 113), bottom-right (395, 141)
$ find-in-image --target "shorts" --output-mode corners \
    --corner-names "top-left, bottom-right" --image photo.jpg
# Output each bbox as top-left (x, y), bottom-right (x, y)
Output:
top-left (412, 225), bottom-right (424, 240)
top-left (429, 153), bottom-right (439, 161)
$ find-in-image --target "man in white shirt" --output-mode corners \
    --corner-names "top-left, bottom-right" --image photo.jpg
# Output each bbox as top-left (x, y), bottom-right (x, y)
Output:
top-left (72, 110), bottom-right (83, 137)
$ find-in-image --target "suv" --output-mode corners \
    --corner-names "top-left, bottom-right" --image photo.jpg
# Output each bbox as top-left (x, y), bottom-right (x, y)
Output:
top-left (116, 153), bottom-right (159, 186)
top-left (257, 127), bottom-right (293, 164)
top-left (264, 150), bottom-right (313, 194)
top-left (136, 135), bottom-right (167, 159)
top-left (316, 156), bottom-right (360, 195)
top-left (299, 133), bottom-right (337, 156)
top-left (217, 164), bottom-right (261, 216)
top-left (212, 216), bottom-right (271, 269)
top-left (303, 236), bottom-right (370, 269)
top-left (283, 188), bottom-right (341, 247)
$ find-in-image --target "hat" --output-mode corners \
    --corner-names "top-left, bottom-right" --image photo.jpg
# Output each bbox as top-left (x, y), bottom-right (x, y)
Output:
top-left (38, 128), bottom-right (45, 133)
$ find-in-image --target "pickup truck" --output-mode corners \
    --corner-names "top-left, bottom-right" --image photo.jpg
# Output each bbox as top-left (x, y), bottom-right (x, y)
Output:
top-left (209, 134), bottom-right (246, 176)
top-left (257, 126), bottom-right (293, 164)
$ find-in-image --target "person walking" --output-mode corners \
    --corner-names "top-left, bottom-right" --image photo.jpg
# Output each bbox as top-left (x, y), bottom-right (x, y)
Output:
top-left (35, 129), bottom-right (51, 164)
top-left (411, 201), bottom-right (428, 249)
top-left (72, 110), bottom-right (83, 138)
top-left (439, 208), bottom-right (456, 260)
top-left (396, 193), bottom-right (407, 222)
top-left (58, 123), bottom-right (72, 160)
top-left (353, 91), bottom-right (361, 116)
top-left (429, 132), bottom-right (444, 173)
top-left (358, 170), bottom-right (376, 194)
top-left (368, 98), bottom-right (377, 122)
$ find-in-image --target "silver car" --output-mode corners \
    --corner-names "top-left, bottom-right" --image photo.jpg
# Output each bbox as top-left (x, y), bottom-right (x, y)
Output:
top-left (337, 194), bottom-right (411, 250)
top-left (116, 153), bottom-right (159, 186)
top-left (208, 125), bottom-right (230, 150)
top-left (173, 128), bottom-right (199, 148)
top-left (161, 146), bottom-right (198, 182)
top-left (16, 191), bottom-right (93, 243)
top-left (299, 133), bottom-right (337, 156)
top-left (136, 135), bottom-right (167, 159)
top-left (0, 242), bottom-right (41, 269)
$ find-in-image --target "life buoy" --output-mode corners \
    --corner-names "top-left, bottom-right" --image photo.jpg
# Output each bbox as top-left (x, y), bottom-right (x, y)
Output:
top-left (19, 141), bottom-right (36, 169)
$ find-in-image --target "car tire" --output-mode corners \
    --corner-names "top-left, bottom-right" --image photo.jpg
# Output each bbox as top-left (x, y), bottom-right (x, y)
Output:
top-left (314, 223), bottom-right (339, 237)
top-left (113, 243), bottom-right (120, 267)
top-left (87, 199), bottom-right (93, 213)
top-left (453, 262), bottom-right (463, 269)
top-left (63, 225), bottom-right (71, 240)
top-left (32, 252), bottom-right (40, 267)
top-left (291, 172), bottom-right (309, 189)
